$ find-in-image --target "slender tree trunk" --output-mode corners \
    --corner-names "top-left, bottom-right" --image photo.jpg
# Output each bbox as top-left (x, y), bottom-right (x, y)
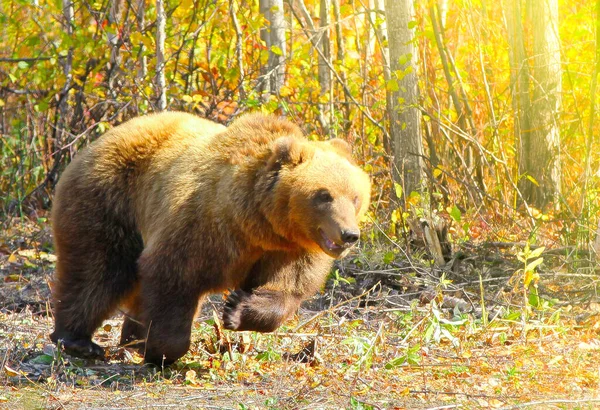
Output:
top-left (318, 0), bottom-right (332, 136)
top-left (384, 0), bottom-right (423, 196)
top-left (107, 0), bottom-right (123, 99)
top-left (259, 0), bottom-right (271, 94)
top-left (269, 0), bottom-right (286, 94)
top-left (377, 0), bottom-right (392, 152)
top-left (230, 0), bottom-right (246, 101)
top-left (58, 0), bottom-right (73, 147)
top-left (155, 0), bottom-right (167, 111)
top-left (332, 0), bottom-right (350, 132)
top-left (136, 0), bottom-right (147, 86)
top-left (524, 0), bottom-right (562, 208)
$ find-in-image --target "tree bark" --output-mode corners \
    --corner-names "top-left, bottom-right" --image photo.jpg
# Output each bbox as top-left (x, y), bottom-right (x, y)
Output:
top-left (136, 0), bottom-right (147, 85)
top-left (318, 0), bottom-right (332, 136)
top-left (505, 0), bottom-right (532, 207)
top-left (155, 0), bottom-right (167, 111)
top-left (259, 0), bottom-right (271, 94)
top-left (230, 0), bottom-right (246, 101)
top-left (384, 0), bottom-right (424, 196)
top-left (269, 0), bottom-right (286, 94)
top-left (523, 0), bottom-right (562, 208)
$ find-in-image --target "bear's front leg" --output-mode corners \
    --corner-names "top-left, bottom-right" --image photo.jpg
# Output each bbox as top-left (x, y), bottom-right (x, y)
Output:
top-left (223, 289), bottom-right (301, 333)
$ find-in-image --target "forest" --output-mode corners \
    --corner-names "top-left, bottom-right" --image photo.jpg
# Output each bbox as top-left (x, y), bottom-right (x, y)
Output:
top-left (1, 0), bottom-right (600, 408)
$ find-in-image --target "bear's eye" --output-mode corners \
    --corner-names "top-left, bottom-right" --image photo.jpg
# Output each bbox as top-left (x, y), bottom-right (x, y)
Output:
top-left (314, 189), bottom-right (334, 203)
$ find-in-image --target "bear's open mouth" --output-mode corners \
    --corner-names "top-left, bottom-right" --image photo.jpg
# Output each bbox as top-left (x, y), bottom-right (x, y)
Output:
top-left (318, 228), bottom-right (349, 257)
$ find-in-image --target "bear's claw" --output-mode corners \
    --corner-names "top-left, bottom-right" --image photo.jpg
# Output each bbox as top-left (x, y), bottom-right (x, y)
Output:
top-left (223, 289), bottom-right (251, 330)
top-left (53, 336), bottom-right (105, 359)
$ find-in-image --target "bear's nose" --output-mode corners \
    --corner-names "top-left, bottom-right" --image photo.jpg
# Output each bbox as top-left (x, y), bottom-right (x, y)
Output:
top-left (341, 229), bottom-right (360, 244)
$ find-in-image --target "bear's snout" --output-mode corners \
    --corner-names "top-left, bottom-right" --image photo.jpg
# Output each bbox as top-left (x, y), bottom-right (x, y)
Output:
top-left (341, 229), bottom-right (360, 245)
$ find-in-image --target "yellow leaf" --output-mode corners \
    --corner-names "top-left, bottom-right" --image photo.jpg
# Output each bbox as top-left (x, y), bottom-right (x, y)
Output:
top-left (131, 351), bottom-right (144, 364)
top-left (7, 253), bottom-right (18, 264)
top-left (4, 365), bottom-right (20, 377)
top-left (279, 85), bottom-right (292, 97)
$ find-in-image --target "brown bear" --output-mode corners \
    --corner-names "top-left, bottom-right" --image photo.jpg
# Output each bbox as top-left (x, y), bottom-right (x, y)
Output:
top-left (50, 112), bottom-right (371, 365)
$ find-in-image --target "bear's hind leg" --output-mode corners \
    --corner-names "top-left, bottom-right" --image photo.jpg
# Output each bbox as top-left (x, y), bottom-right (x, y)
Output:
top-left (51, 228), bottom-right (143, 359)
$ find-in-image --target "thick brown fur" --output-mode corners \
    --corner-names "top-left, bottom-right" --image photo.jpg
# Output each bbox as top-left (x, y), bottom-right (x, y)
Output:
top-left (50, 112), bottom-right (371, 365)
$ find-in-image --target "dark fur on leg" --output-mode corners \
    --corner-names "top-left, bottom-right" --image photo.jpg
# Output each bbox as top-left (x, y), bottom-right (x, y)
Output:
top-left (223, 289), bottom-right (301, 332)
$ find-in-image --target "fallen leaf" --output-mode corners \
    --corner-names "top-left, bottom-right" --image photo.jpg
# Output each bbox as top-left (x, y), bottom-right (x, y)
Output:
top-left (4, 365), bottom-right (20, 377)
top-left (7, 253), bottom-right (18, 264)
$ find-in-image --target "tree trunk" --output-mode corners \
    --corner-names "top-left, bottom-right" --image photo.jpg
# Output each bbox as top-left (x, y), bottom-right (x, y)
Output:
top-left (384, 0), bottom-right (423, 196)
top-left (318, 0), bottom-right (332, 136)
top-left (523, 0), bottom-right (562, 209)
top-left (269, 0), bottom-right (286, 94)
top-left (378, 0), bottom-right (392, 152)
top-left (57, 0), bottom-right (73, 149)
top-left (107, 0), bottom-right (123, 99)
top-left (136, 0), bottom-right (147, 86)
top-left (332, 0), bottom-right (350, 132)
top-left (155, 0), bottom-right (167, 111)
top-left (505, 0), bottom-right (532, 207)
top-left (259, 0), bottom-right (271, 94)
top-left (230, 0), bottom-right (246, 100)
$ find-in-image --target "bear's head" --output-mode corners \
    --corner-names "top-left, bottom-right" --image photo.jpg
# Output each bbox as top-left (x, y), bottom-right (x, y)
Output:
top-left (265, 137), bottom-right (371, 258)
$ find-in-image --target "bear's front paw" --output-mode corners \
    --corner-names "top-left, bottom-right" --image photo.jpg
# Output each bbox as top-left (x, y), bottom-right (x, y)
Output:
top-left (222, 289), bottom-right (287, 333)
top-left (51, 334), bottom-right (105, 360)
top-left (223, 289), bottom-right (251, 331)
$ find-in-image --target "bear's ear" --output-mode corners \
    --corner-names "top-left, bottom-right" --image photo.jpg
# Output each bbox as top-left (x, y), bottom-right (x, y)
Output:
top-left (268, 137), bottom-right (314, 169)
top-left (327, 139), bottom-right (354, 161)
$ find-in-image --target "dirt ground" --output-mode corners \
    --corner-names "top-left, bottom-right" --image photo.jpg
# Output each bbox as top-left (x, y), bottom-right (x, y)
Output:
top-left (2, 218), bottom-right (600, 409)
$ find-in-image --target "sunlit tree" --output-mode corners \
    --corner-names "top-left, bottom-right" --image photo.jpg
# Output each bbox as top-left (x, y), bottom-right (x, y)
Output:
top-left (384, 0), bottom-right (423, 197)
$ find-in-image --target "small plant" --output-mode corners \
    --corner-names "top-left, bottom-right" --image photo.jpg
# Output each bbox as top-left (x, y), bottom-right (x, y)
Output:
top-left (511, 243), bottom-right (545, 315)
top-left (424, 301), bottom-right (468, 349)
top-left (385, 344), bottom-right (421, 368)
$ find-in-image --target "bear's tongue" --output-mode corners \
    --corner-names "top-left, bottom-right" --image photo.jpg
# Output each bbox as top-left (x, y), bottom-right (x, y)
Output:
top-left (320, 229), bottom-right (341, 250)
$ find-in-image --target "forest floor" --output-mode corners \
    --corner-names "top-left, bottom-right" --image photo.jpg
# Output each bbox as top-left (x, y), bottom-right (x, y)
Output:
top-left (1, 217), bottom-right (600, 409)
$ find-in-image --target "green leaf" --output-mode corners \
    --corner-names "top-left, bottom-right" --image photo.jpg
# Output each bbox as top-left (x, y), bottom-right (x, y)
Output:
top-left (386, 79), bottom-right (399, 92)
top-left (30, 354), bottom-right (54, 365)
top-left (17, 61), bottom-right (29, 70)
top-left (383, 251), bottom-right (395, 264)
top-left (525, 257), bottom-right (544, 272)
top-left (528, 286), bottom-right (541, 308)
top-left (449, 205), bottom-right (461, 222)
top-left (270, 45), bottom-right (283, 56)
top-left (525, 174), bottom-right (539, 186)
top-left (385, 356), bottom-right (407, 369)
top-left (407, 21), bottom-right (418, 29)
top-left (398, 53), bottom-right (412, 66)
top-left (528, 246), bottom-right (545, 259)
top-left (394, 182), bottom-right (403, 199)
